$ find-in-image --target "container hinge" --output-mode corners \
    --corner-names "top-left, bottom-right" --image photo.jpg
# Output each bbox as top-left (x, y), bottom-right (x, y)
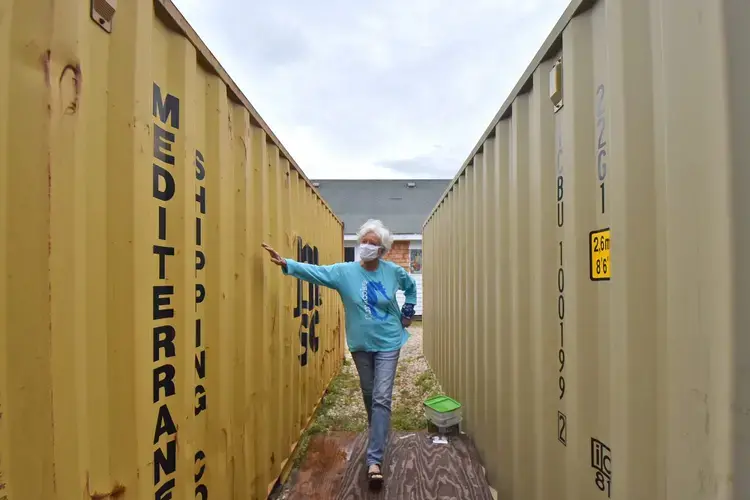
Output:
top-left (91, 0), bottom-right (117, 33)
top-left (549, 58), bottom-right (563, 113)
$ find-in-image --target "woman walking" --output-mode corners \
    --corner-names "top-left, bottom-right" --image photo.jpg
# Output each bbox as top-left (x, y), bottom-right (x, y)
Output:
top-left (262, 219), bottom-right (417, 490)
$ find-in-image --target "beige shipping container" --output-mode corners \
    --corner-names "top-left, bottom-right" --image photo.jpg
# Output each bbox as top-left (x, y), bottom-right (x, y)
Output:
top-left (423, 0), bottom-right (750, 499)
top-left (0, 0), bottom-right (345, 498)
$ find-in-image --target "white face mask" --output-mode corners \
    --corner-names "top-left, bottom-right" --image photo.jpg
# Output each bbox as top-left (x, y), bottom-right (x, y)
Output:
top-left (359, 243), bottom-right (381, 262)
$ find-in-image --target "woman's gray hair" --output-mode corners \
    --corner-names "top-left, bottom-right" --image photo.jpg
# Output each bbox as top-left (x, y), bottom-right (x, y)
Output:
top-left (356, 219), bottom-right (394, 252)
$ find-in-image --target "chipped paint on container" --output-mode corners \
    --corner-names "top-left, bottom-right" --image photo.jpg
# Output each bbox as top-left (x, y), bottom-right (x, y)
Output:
top-left (422, 0), bottom-right (750, 499)
top-left (0, 0), bottom-right (345, 498)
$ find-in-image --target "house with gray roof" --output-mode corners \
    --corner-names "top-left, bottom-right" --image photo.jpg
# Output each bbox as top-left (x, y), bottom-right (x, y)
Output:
top-left (312, 179), bottom-right (450, 317)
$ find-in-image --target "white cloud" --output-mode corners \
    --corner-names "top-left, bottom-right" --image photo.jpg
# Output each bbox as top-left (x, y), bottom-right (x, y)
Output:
top-left (172, 0), bottom-right (569, 179)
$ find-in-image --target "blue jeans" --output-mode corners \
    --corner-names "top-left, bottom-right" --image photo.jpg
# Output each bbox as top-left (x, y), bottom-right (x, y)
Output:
top-left (351, 349), bottom-right (400, 467)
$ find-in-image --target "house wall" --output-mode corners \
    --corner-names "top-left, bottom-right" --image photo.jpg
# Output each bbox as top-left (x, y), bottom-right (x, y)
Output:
top-left (391, 240), bottom-right (423, 318)
top-left (383, 240), bottom-right (410, 271)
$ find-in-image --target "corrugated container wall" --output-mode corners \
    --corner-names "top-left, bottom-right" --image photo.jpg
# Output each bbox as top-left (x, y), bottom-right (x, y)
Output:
top-left (0, 0), bottom-right (345, 498)
top-left (423, 0), bottom-right (750, 499)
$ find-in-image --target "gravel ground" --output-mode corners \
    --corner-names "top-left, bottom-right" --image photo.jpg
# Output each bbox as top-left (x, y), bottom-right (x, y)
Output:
top-left (391, 326), bottom-right (443, 429)
top-left (323, 325), bottom-right (442, 432)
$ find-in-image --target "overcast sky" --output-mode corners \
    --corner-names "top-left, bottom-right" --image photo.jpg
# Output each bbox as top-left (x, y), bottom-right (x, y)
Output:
top-left (172, 0), bottom-right (569, 179)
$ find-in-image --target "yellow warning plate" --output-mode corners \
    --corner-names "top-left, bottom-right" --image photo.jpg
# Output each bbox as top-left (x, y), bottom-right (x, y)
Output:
top-left (589, 228), bottom-right (610, 281)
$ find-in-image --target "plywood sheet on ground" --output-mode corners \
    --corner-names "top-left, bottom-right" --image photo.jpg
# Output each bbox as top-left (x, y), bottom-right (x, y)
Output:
top-left (283, 431), bottom-right (494, 500)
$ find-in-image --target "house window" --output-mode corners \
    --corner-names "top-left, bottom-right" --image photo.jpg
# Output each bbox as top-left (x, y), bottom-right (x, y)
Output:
top-left (409, 249), bottom-right (422, 274)
top-left (344, 247), bottom-right (355, 262)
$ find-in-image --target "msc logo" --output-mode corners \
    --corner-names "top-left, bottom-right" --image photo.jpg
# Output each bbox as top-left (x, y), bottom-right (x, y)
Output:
top-left (294, 236), bottom-right (322, 367)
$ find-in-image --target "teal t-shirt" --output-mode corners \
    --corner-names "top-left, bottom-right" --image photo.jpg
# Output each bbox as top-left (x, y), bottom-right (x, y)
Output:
top-left (282, 259), bottom-right (417, 352)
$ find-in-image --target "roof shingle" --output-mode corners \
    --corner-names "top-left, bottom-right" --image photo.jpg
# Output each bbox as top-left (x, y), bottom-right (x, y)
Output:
top-left (311, 179), bottom-right (450, 235)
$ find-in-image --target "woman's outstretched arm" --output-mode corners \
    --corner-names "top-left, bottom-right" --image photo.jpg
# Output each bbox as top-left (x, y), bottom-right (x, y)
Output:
top-left (262, 243), bottom-right (343, 290)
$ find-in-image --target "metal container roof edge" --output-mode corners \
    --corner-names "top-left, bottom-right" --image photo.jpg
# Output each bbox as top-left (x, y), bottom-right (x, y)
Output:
top-left (422, 0), bottom-right (596, 229)
top-left (154, 0), bottom-right (343, 227)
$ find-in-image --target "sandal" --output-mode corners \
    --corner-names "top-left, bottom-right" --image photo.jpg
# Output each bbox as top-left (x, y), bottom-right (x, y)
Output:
top-left (367, 465), bottom-right (384, 490)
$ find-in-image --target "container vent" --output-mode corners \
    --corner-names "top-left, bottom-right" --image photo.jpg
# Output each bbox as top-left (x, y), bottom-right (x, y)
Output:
top-left (91, 0), bottom-right (117, 33)
top-left (549, 58), bottom-right (563, 113)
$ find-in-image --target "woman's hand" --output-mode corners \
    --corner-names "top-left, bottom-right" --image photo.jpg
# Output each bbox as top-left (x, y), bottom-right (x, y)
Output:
top-left (401, 303), bottom-right (415, 327)
top-left (262, 243), bottom-right (286, 267)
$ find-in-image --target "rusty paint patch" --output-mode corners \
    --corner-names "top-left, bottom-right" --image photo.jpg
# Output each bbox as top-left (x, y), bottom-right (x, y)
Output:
top-left (40, 50), bottom-right (51, 87)
top-left (86, 473), bottom-right (126, 499)
top-left (90, 483), bottom-right (126, 499)
top-left (60, 63), bottom-right (82, 115)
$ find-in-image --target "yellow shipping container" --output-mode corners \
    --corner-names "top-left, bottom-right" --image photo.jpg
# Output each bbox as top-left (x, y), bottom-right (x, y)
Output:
top-left (0, 0), bottom-right (344, 498)
top-left (423, 0), bottom-right (750, 499)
